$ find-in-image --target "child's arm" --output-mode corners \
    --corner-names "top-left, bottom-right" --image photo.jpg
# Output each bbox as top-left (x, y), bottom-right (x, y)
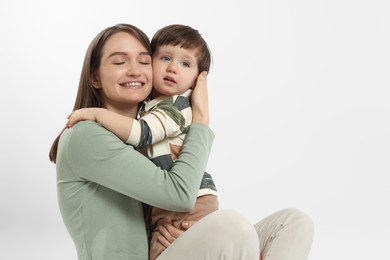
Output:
top-left (66, 98), bottom-right (189, 149)
top-left (134, 91), bottom-right (192, 149)
top-left (67, 108), bottom-right (134, 143)
top-left (65, 105), bottom-right (182, 148)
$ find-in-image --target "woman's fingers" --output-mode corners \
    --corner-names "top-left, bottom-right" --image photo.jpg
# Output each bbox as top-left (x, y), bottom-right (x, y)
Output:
top-left (191, 71), bottom-right (209, 126)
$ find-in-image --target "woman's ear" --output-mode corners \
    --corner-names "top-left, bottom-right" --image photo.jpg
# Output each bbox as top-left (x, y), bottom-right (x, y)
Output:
top-left (91, 74), bottom-right (101, 89)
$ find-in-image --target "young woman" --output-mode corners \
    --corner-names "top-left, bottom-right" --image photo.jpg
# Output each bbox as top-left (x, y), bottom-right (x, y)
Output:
top-left (49, 23), bottom-right (260, 260)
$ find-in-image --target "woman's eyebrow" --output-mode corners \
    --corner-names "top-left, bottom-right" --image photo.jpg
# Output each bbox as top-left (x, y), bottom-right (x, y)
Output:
top-left (107, 51), bottom-right (128, 58)
top-left (107, 51), bottom-right (151, 58)
top-left (139, 51), bottom-right (151, 57)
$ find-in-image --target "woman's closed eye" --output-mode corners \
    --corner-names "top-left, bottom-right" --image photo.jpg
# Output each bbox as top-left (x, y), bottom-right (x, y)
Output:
top-left (112, 58), bottom-right (127, 65)
top-left (139, 56), bottom-right (152, 65)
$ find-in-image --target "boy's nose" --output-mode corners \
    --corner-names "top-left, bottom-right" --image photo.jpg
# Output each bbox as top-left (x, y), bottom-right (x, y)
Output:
top-left (166, 62), bottom-right (177, 73)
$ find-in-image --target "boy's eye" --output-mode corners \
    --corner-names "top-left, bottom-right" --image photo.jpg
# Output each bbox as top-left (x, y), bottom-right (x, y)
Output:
top-left (161, 55), bottom-right (171, 61)
top-left (181, 61), bottom-right (190, 68)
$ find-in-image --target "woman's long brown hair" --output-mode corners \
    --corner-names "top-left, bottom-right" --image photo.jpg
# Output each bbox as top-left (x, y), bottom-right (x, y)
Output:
top-left (49, 24), bottom-right (151, 163)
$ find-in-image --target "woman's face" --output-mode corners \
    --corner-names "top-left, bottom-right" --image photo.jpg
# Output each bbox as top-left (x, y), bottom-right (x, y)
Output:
top-left (94, 32), bottom-right (153, 116)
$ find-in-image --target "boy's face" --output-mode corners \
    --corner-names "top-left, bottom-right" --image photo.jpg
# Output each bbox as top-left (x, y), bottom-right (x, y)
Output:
top-left (152, 45), bottom-right (199, 98)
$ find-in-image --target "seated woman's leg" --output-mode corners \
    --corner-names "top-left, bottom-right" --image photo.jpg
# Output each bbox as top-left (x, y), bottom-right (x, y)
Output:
top-left (254, 208), bottom-right (314, 260)
top-left (158, 209), bottom-right (260, 260)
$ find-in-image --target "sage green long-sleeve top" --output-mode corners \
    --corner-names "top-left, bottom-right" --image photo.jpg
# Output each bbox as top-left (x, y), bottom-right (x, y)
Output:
top-left (56, 121), bottom-right (214, 260)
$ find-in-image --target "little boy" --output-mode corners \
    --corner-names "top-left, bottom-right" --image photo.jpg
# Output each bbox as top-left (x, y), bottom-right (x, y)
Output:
top-left (67, 24), bottom-right (218, 259)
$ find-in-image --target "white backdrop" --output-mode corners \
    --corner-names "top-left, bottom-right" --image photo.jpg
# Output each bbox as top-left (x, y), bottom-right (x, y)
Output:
top-left (1, 0), bottom-right (389, 259)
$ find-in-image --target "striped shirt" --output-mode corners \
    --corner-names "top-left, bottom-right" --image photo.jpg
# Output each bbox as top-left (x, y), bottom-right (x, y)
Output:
top-left (127, 89), bottom-right (217, 196)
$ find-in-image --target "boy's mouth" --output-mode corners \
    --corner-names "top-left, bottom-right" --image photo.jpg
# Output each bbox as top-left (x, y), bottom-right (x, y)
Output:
top-left (164, 76), bottom-right (176, 83)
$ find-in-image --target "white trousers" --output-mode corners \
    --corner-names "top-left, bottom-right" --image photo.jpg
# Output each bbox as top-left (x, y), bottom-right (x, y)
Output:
top-left (158, 208), bottom-right (313, 260)
top-left (254, 208), bottom-right (314, 260)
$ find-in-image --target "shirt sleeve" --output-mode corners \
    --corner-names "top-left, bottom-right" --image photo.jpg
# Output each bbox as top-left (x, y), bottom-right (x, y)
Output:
top-left (126, 98), bottom-right (190, 149)
top-left (61, 121), bottom-right (214, 211)
top-left (126, 119), bottom-right (142, 146)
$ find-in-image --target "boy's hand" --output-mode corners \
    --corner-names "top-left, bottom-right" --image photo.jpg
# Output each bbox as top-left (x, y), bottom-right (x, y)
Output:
top-left (150, 195), bottom-right (219, 259)
top-left (66, 108), bottom-right (100, 128)
top-left (156, 223), bottom-right (184, 248)
top-left (180, 195), bottom-right (218, 230)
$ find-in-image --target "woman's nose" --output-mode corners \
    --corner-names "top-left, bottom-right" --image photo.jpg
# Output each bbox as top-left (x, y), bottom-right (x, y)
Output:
top-left (126, 62), bottom-right (141, 76)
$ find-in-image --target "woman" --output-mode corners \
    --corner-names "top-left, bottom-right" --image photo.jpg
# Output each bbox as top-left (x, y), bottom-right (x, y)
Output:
top-left (49, 23), bottom-right (260, 260)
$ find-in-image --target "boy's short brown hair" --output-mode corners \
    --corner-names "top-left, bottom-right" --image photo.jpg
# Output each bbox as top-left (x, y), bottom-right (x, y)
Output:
top-left (151, 24), bottom-right (212, 73)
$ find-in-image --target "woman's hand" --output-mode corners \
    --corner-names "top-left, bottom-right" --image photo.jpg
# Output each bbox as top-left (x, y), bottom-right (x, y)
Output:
top-left (191, 71), bottom-right (209, 126)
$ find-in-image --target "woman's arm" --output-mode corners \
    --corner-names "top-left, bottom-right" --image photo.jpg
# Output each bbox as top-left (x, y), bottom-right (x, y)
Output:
top-left (61, 121), bottom-right (213, 211)
top-left (58, 72), bottom-right (211, 211)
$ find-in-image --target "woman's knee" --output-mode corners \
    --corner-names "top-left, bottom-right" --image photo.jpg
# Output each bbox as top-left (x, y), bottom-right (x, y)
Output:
top-left (275, 208), bottom-right (314, 243)
top-left (208, 209), bottom-right (258, 238)
top-left (254, 208), bottom-right (314, 240)
top-left (281, 208), bottom-right (314, 232)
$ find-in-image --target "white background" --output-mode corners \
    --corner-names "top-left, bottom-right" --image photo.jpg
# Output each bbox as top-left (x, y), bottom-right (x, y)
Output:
top-left (1, 0), bottom-right (389, 259)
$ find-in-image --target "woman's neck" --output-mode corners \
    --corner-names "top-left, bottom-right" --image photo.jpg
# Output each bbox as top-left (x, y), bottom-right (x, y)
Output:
top-left (104, 103), bottom-right (138, 119)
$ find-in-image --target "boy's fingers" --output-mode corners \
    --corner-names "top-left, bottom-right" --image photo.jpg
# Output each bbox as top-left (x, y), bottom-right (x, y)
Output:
top-left (181, 220), bottom-right (197, 230)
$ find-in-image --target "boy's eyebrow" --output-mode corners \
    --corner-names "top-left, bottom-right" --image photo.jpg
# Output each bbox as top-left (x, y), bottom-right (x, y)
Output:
top-left (183, 54), bottom-right (196, 61)
top-left (180, 53), bottom-right (197, 64)
top-left (155, 50), bottom-right (196, 62)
